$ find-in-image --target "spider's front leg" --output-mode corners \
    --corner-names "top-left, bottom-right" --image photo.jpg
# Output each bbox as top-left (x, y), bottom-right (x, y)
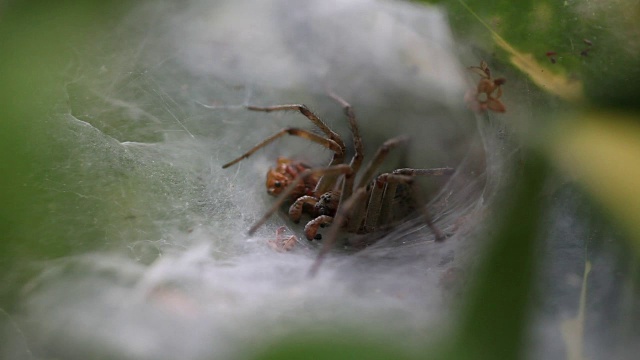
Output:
top-left (294, 190), bottom-right (340, 239)
top-left (288, 187), bottom-right (340, 220)
top-left (308, 187), bottom-right (370, 276)
top-left (288, 195), bottom-right (318, 223)
top-left (304, 215), bottom-right (333, 241)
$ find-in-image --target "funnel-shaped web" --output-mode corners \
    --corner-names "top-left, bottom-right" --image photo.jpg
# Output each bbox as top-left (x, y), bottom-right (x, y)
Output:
top-left (4, 1), bottom-right (621, 359)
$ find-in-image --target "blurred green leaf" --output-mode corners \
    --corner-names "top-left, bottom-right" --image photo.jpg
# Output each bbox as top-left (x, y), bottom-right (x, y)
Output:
top-left (551, 111), bottom-right (640, 253)
top-left (439, 151), bottom-right (548, 360)
top-left (0, 0), bottom-right (130, 309)
top-left (417, 0), bottom-right (640, 109)
top-left (251, 336), bottom-right (413, 360)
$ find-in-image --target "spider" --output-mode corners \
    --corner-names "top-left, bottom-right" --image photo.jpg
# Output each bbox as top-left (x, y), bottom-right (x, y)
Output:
top-left (222, 93), bottom-right (454, 274)
top-left (465, 60), bottom-right (506, 113)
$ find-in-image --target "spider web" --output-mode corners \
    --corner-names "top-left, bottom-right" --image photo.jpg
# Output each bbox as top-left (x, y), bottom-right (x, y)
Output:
top-left (5, 1), bottom-right (621, 359)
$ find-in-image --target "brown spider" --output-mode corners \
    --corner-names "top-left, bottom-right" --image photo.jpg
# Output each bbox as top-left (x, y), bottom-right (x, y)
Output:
top-left (465, 60), bottom-right (506, 113)
top-left (222, 93), bottom-right (454, 274)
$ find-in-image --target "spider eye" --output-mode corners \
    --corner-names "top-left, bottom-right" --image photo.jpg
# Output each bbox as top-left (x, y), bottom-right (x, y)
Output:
top-left (274, 181), bottom-right (282, 188)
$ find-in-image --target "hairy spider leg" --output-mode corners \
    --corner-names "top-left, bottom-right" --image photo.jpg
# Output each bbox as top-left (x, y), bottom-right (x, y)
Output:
top-left (392, 167), bottom-right (456, 177)
top-left (356, 136), bottom-right (410, 190)
top-left (388, 168), bottom-right (455, 241)
top-left (339, 167), bottom-right (454, 242)
top-left (342, 135), bottom-right (412, 233)
top-left (307, 162), bottom-right (454, 276)
top-left (372, 169), bottom-right (453, 235)
top-left (362, 173), bottom-right (414, 232)
top-left (327, 92), bottom-right (364, 203)
top-left (349, 172), bottom-right (440, 235)
top-left (407, 178), bottom-right (446, 242)
top-left (288, 195), bottom-right (319, 223)
top-left (378, 167), bottom-right (455, 226)
top-left (248, 164), bottom-right (354, 235)
top-left (247, 104), bottom-right (343, 145)
top-left (329, 135), bottom-right (410, 234)
top-left (246, 104), bottom-right (346, 194)
top-left (292, 88), bottom-right (375, 240)
top-left (222, 128), bottom-right (343, 169)
top-left (308, 187), bottom-right (369, 277)
top-left (304, 215), bottom-right (333, 241)
top-left (308, 171), bottom-right (452, 277)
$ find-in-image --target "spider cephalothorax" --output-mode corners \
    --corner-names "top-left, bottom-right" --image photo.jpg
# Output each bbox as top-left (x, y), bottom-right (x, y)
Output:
top-left (222, 94), bottom-right (454, 274)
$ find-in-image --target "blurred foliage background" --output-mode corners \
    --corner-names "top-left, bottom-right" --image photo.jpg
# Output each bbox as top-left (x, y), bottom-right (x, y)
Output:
top-left (1, 0), bottom-right (130, 308)
top-left (421, 0), bottom-right (640, 257)
top-left (417, 1), bottom-right (640, 359)
top-left (1, 0), bottom-right (640, 359)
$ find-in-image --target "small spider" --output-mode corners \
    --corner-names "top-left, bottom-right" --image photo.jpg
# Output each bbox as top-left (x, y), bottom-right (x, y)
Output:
top-left (465, 60), bottom-right (506, 113)
top-left (222, 93), bottom-right (454, 274)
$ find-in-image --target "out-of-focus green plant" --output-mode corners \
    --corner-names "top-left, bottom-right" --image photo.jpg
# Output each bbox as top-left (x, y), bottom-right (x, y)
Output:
top-left (411, 1), bottom-right (640, 360)
top-left (0, 0), bottom-right (129, 310)
top-left (415, 0), bottom-right (640, 260)
top-left (423, 0), bottom-right (640, 108)
top-left (437, 153), bottom-right (548, 360)
top-left (551, 112), bottom-right (640, 248)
